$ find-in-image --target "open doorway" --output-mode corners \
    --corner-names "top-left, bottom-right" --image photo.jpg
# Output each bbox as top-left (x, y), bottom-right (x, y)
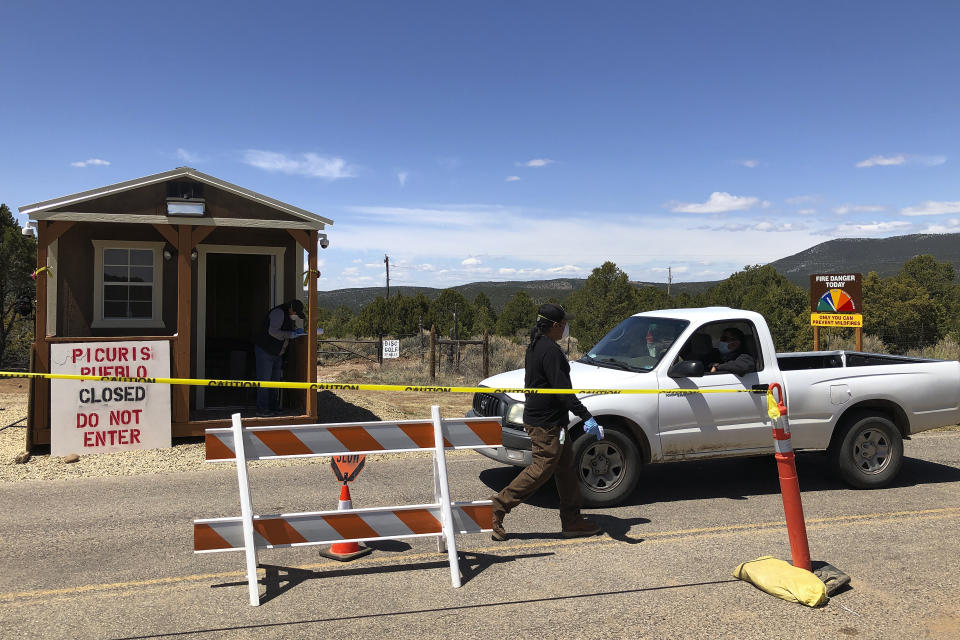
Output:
top-left (202, 252), bottom-right (272, 411)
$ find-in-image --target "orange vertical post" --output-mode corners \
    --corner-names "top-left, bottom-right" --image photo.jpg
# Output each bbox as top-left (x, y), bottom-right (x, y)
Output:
top-left (768, 383), bottom-right (812, 570)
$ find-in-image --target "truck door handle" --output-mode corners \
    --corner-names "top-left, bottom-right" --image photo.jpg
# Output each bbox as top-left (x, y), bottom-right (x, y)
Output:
top-left (752, 384), bottom-right (770, 392)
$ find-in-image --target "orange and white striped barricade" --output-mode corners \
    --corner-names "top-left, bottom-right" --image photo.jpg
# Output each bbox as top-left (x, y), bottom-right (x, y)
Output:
top-left (193, 407), bottom-right (501, 606)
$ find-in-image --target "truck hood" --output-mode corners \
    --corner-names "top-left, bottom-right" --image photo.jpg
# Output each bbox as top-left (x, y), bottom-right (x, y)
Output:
top-left (479, 360), bottom-right (653, 402)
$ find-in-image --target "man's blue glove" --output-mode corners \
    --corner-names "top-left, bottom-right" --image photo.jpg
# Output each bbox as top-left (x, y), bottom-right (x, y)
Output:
top-left (584, 417), bottom-right (604, 440)
top-left (292, 327), bottom-right (306, 337)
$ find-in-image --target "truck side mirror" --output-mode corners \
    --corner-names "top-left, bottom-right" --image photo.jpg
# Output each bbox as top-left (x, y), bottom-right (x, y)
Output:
top-left (668, 360), bottom-right (704, 378)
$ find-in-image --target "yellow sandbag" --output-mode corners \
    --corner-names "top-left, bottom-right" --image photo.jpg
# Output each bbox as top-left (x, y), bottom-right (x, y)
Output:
top-left (733, 556), bottom-right (828, 607)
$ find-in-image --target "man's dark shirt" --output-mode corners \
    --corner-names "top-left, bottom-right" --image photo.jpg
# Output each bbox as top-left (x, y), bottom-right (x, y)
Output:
top-left (713, 350), bottom-right (757, 376)
top-left (523, 336), bottom-right (592, 428)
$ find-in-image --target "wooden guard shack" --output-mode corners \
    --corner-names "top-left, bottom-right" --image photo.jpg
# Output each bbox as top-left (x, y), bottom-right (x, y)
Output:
top-left (20, 167), bottom-right (332, 448)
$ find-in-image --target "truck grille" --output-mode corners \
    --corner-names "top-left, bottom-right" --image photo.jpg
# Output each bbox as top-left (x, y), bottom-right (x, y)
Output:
top-left (472, 392), bottom-right (503, 417)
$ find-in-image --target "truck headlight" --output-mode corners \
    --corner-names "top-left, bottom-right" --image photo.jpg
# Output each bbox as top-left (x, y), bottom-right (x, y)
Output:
top-left (506, 402), bottom-right (525, 426)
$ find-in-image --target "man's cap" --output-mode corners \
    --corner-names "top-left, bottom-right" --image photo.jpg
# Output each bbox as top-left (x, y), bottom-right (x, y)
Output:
top-left (289, 299), bottom-right (306, 319)
top-left (537, 302), bottom-right (572, 325)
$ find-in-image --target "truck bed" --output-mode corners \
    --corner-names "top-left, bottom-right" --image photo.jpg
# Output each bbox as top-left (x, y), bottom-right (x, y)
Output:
top-left (776, 350), bottom-right (941, 371)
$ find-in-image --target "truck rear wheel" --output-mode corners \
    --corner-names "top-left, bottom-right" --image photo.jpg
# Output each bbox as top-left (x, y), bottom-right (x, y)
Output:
top-left (572, 427), bottom-right (641, 507)
top-left (829, 411), bottom-right (903, 489)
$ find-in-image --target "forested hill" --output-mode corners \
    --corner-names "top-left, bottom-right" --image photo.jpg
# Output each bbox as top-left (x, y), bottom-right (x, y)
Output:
top-left (769, 233), bottom-right (960, 286)
top-left (316, 278), bottom-right (588, 312)
top-left (317, 232), bottom-right (960, 311)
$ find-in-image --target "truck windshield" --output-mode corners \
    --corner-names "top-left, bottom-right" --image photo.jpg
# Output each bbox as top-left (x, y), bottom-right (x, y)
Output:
top-left (581, 316), bottom-right (689, 372)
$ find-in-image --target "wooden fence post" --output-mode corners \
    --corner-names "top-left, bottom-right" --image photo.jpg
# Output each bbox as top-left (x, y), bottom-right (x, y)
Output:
top-left (429, 326), bottom-right (436, 381)
top-left (482, 331), bottom-right (489, 379)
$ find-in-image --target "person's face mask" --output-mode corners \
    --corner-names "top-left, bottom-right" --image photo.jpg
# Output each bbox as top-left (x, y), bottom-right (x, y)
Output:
top-left (717, 340), bottom-right (730, 355)
top-left (560, 321), bottom-right (570, 340)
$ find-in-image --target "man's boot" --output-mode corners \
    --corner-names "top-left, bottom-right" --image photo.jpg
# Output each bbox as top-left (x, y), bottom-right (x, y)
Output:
top-left (561, 515), bottom-right (602, 539)
top-left (490, 496), bottom-right (507, 541)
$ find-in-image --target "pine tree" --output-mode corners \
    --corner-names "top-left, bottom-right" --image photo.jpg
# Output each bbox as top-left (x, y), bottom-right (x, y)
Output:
top-left (0, 204), bottom-right (37, 367)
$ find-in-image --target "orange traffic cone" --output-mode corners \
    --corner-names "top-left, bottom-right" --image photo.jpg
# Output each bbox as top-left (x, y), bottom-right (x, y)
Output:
top-left (318, 483), bottom-right (373, 561)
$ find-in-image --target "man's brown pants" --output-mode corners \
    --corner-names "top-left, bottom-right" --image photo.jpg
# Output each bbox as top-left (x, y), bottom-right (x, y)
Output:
top-left (493, 424), bottom-right (582, 526)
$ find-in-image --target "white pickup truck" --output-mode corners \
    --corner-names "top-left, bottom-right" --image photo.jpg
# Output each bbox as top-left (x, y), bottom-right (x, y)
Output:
top-left (470, 307), bottom-right (960, 506)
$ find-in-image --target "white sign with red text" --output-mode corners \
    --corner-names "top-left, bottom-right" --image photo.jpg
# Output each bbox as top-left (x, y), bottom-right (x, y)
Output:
top-left (50, 341), bottom-right (171, 456)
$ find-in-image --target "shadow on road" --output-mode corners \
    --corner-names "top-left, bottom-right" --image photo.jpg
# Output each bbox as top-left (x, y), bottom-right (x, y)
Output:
top-left (315, 390), bottom-right (381, 422)
top-left (210, 550), bottom-right (553, 604)
top-left (478, 452), bottom-right (960, 508)
top-left (113, 578), bottom-right (739, 638)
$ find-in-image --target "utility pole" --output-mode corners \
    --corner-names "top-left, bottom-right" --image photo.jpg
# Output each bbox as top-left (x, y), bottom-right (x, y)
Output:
top-left (384, 254), bottom-right (390, 299)
top-left (667, 266), bottom-right (672, 297)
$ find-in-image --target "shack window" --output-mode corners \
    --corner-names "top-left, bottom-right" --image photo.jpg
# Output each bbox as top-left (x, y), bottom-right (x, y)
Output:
top-left (91, 241), bottom-right (164, 328)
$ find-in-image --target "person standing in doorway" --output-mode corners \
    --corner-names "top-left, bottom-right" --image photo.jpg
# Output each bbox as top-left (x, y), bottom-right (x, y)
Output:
top-left (254, 299), bottom-right (306, 416)
top-left (490, 302), bottom-right (604, 541)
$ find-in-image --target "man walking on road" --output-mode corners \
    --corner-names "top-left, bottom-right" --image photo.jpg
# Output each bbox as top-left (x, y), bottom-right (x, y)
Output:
top-left (490, 303), bottom-right (604, 541)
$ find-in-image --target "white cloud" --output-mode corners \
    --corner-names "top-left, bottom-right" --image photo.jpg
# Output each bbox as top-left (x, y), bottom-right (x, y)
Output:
top-left (70, 158), bottom-right (110, 168)
top-left (916, 154), bottom-right (947, 166)
top-left (786, 195), bottom-right (818, 205)
top-left (834, 221), bottom-right (912, 234)
top-left (352, 258), bottom-right (363, 263)
top-left (856, 153), bottom-right (947, 168)
top-left (921, 218), bottom-right (960, 233)
top-left (517, 158), bottom-right (554, 168)
top-left (741, 160), bottom-right (759, 168)
top-left (346, 204), bottom-right (508, 227)
top-left (833, 204), bottom-right (885, 215)
top-left (176, 148), bottom-right (204, 164)
top-left (900, 200), bottom-right (960, 216)
top-left (750, 221), bottom-right (804, 232)
top-left (797, 209), bottom-right (816, 215)
top-left (462, 257), bottom-right (482, 266)
top-left (761, 200), bottom-right (772, 208)
top-left (324, 202), bottom-right (836, 289)
top-left (546, 264), bottom-right (581, 275)
top-left (671, 192), bottom-right (760, 214)
top-left (363, 263), bottom-right (381, 269)
top-left (856, 154), bottom-right (905, 168)
top-left (243, 150), bottom-right (357, 180)
top-left (397, 171), bottom-right (409, 187)
top-left (505, 175), bottom-right (521, 182)
top-left (650, 266), bottom-right (690, 274)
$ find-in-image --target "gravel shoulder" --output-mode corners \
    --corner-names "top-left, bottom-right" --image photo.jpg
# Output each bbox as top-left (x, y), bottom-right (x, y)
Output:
top-left (0, 384), bottom-right (474, 483)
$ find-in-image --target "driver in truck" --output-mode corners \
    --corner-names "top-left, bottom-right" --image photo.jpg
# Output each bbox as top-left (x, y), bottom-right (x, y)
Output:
top-left (489, 303), bottom-right (605, 542)
top-left (708, 327), bottom-right (757, 376)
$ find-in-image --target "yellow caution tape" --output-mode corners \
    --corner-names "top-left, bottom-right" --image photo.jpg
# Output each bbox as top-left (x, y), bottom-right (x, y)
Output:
top-left (0, 370), bottom-right (768, 396)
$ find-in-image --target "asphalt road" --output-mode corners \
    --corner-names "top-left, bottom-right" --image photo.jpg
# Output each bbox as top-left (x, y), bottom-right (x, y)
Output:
top-left (2, 432), bottom-right (960, 639)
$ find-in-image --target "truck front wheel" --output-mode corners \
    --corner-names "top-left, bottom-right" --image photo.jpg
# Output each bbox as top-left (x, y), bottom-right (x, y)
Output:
top-left (829, 412), bottom-right (903, 489)
top-left (572, 427), bottom-right (641, 507)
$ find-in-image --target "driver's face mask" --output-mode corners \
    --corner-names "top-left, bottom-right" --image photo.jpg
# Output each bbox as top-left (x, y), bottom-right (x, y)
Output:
top-left (561, 321), bottom-right (570, 340)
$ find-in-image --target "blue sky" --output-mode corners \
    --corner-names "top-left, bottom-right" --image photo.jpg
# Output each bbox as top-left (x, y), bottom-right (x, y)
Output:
top-left (2, 1), bottom-right (959, 291)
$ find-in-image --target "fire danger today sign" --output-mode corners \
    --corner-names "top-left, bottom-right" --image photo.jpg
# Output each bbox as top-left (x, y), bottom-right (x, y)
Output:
top-left (49, 341), bottom-right (171, 456)
top-left (810, 273), bottom-right (863, 327)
